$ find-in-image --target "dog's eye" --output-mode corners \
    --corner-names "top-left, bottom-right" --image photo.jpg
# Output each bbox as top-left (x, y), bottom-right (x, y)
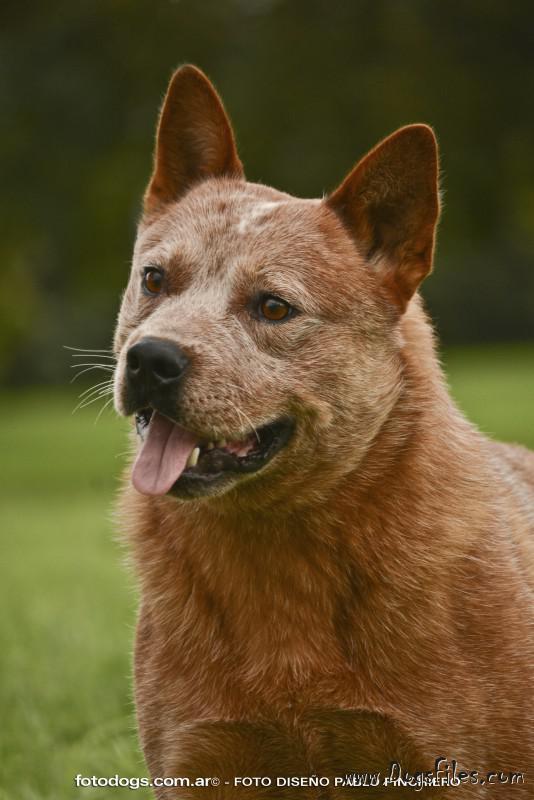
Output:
top-left (258, 295), bottom-right (293, 322)
top-left (142, 267), bottom-right (164, 296)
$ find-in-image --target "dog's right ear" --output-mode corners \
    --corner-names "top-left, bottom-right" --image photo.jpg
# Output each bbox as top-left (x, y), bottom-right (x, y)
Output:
top-left (144, 65), bottom-right (244, 213)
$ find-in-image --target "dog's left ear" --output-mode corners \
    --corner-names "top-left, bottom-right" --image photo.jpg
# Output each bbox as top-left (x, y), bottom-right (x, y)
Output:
top-left (327, 125), bottom-right (439, 310)
top-left (144, 65), bottom-right (244, 213)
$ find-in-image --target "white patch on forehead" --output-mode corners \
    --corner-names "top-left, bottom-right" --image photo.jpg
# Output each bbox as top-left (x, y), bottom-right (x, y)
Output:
top-left (237, 201), bottom-right (283, 235)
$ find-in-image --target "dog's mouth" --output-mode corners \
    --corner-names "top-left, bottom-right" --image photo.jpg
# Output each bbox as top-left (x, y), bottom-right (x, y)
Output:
top-left (131, 408), bottom-right (294, 497)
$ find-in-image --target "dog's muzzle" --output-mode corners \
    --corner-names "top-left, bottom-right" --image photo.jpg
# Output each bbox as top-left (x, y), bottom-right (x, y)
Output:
top-left (122, 335), bottom-right (295, 499)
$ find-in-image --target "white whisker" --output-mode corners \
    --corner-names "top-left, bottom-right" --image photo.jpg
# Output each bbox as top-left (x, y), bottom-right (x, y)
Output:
top-left (82, 386), bottom-right (114, 404)
top-left (77, 380), bottom-right (114, 401)
top-left (225, 381), bottom-right (253, 398)
top-left (70, 363), bottom-right (115, 369)
top-left (70, 365), bottom-right (115, 382)
top-left (94, 396), bottom-right (115, 425)
top-left (72, 388), bottom-right (114, 415)
top-left (64, 345), bottom-right (114, 353)
top-left (226, 398), bottom-right (260, 443)
top-left (70, 354), bottom-right (117, 360)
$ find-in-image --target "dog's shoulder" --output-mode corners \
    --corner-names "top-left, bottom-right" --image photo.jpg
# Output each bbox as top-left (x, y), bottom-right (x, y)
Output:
top-left (491, 440), bottom-right (534, 491)
top-left (489, 440), bottom-right (534, 587)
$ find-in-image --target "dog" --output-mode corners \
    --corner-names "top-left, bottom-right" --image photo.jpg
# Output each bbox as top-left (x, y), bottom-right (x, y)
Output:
top-left (112, 65), bottom-right (534, 797)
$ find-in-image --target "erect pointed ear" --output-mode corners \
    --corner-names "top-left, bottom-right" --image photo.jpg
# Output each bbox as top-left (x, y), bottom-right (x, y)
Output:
top-left (144, 65), bottom-right (244, 213)
top-left (326, 125), bottom-right (440, 310)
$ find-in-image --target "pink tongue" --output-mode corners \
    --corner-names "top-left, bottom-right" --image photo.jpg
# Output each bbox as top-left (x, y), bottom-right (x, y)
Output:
top-left (132, 411), bottom-right (198, 496)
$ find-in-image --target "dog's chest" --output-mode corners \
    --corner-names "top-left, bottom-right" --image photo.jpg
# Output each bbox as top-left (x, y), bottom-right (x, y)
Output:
top-left (135, 548), bottom-right (374, 720)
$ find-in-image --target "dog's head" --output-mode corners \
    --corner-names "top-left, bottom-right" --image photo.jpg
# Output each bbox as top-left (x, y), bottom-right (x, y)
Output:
top-left (114, 66), bottom-right (440, 506)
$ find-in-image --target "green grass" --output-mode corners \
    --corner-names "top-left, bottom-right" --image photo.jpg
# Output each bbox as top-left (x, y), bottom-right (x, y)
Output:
top-left (1, 345), bottom-right (533, 799)
top-left (443, 343), bottom-right (534, 448)
top-left (0, 392), bottom-right (149, 800)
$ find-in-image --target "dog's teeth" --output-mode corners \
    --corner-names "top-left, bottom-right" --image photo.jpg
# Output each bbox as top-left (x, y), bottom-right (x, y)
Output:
top-left (206, 442), bottom-right (214, 450)
top-left (217, 438), bottom-right (227, 448)
top-left (186, 447), bottom-right (200, 468)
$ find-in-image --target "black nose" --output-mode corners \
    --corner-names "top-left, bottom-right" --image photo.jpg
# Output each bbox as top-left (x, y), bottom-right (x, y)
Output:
top-left (126, 337), bottom-right (189, 393)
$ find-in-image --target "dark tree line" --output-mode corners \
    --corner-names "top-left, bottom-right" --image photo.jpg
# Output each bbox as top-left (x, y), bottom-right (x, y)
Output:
top-left (2, 0), bottom-right (533, 383)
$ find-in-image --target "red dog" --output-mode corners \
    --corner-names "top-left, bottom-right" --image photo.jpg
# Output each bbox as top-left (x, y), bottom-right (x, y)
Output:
top-left (112, 65), bottom-right (534, 797)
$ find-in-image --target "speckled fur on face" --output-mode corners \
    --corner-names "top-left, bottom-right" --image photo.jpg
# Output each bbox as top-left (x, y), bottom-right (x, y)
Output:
top-left (113, 66), bottom-right (534, 796)
top-left (114, 179), bottom-right (403, 505)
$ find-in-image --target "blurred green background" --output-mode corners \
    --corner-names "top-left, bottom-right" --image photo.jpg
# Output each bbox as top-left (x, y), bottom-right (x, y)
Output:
top-left (3, 0), bottom-right (534, 381)
top-left (1, 1), bottom-right (533, 799)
